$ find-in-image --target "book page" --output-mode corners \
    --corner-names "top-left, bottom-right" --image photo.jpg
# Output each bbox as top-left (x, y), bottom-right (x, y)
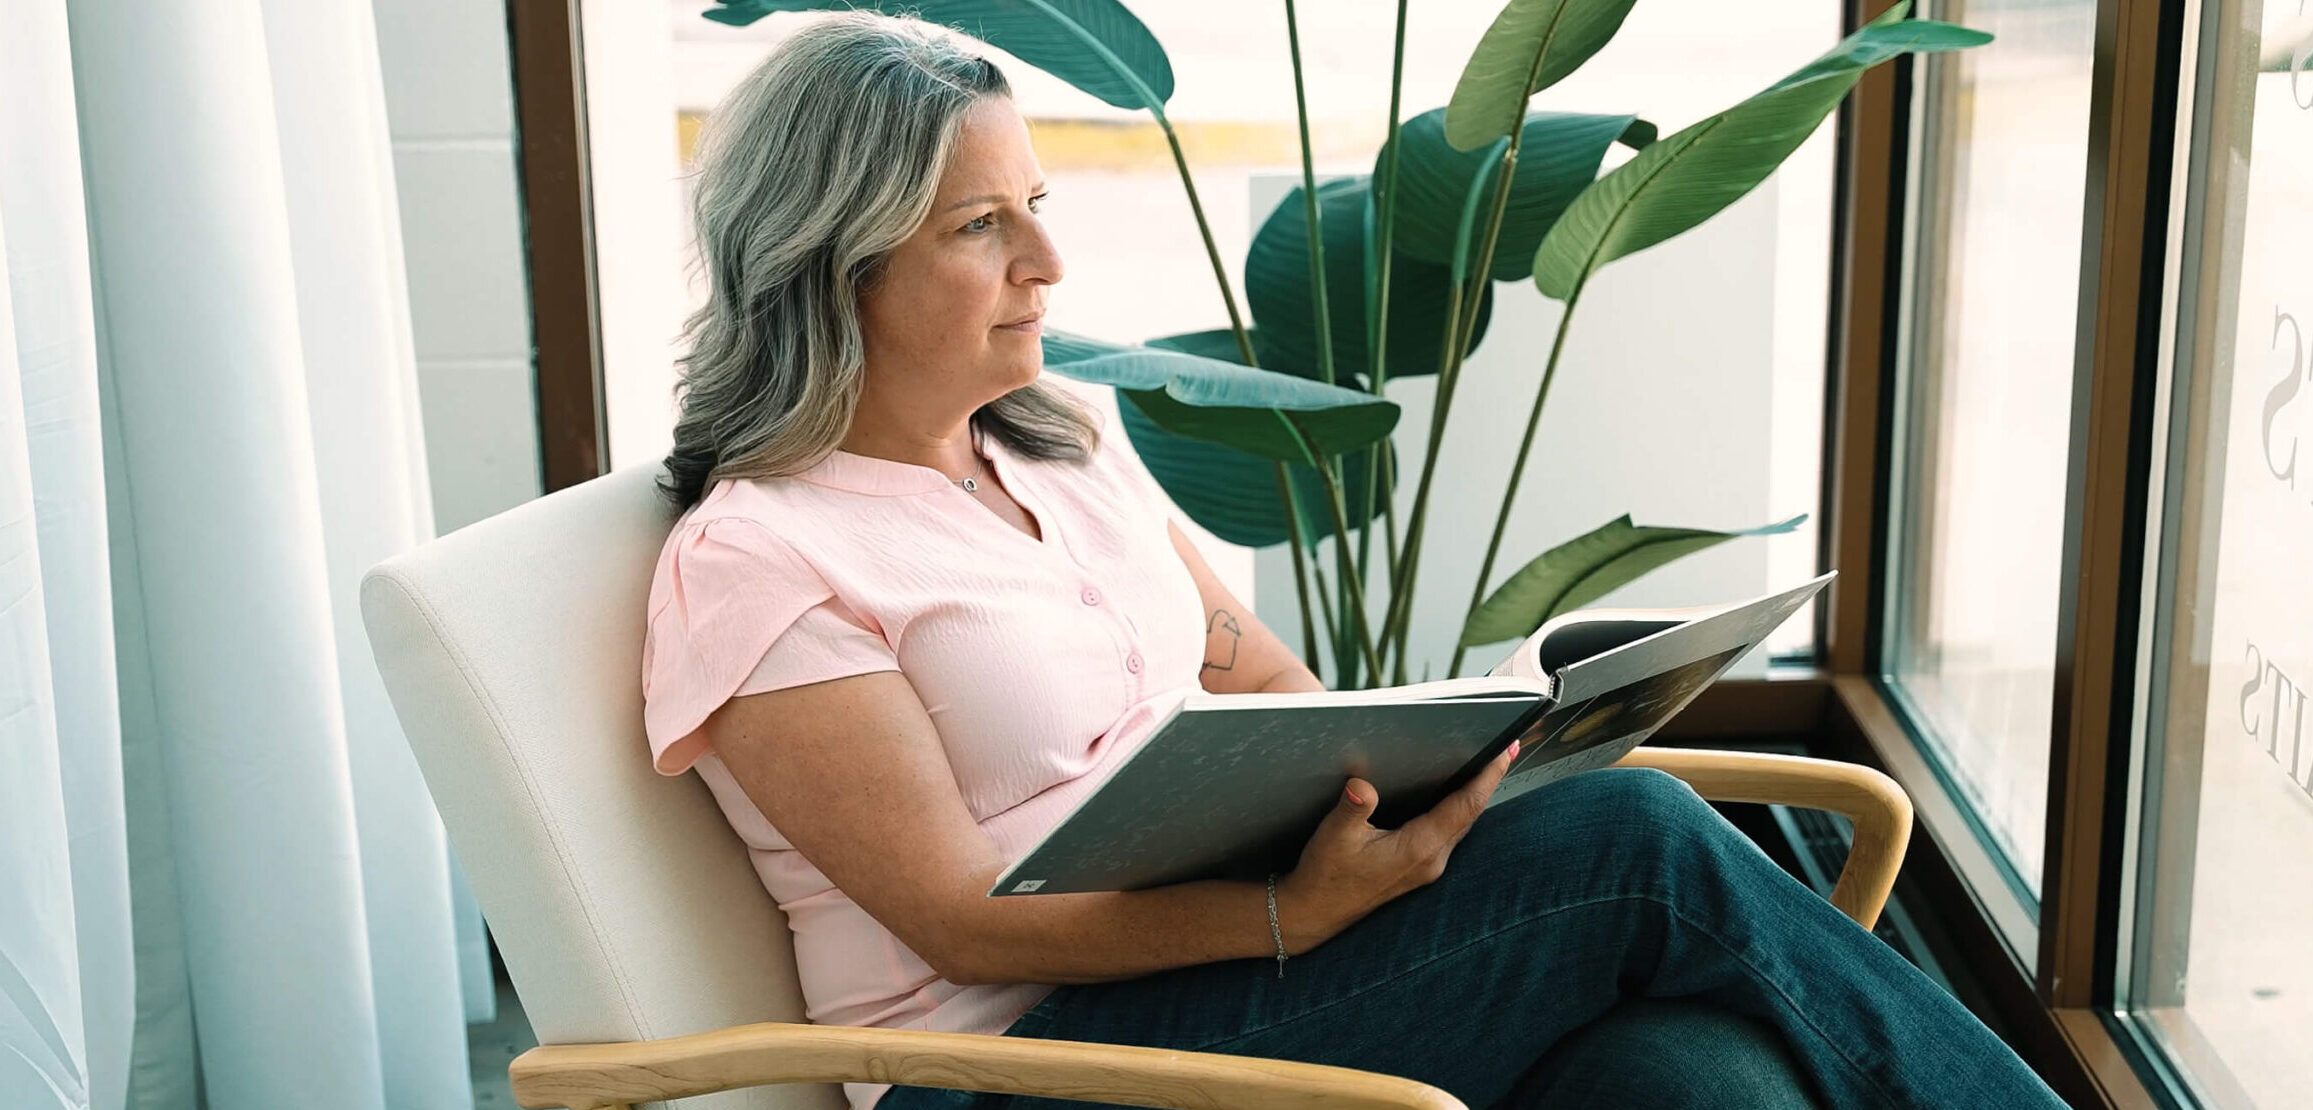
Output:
top-left (1183, 673), bottom-right (1549, 713)
top-left (1487, 641), bottom-right (1753, 809)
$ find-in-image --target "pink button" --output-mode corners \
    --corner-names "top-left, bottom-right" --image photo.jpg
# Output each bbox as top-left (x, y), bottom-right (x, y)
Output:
top-left (1125, 653), bottom-right (1143, 674)
top-left (1081, 588), bottom-right (1102, 606)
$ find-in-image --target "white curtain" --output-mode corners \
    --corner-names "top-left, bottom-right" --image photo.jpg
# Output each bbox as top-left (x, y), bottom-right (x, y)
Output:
top-left (2, 0), bottom-right (480, 1106)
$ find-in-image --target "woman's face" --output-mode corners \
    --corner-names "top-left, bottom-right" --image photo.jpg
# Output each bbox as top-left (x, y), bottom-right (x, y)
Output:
top-left (857, 96), bottom-right (1062, 417)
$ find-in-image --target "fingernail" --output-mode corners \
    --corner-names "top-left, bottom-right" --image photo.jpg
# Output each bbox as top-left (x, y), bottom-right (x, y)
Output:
top-left (1508, 739), bottom-right (1522, 760)
top-left (1344, 785), bottom-right (1364, 806)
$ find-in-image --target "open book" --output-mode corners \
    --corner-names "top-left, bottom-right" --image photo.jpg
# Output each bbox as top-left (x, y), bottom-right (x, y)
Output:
top-left (989, 572), bottom-right (1834, 897)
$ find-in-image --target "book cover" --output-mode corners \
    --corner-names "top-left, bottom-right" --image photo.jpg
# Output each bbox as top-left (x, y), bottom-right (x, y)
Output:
top-left (990, 573), bottom-right (1832, 897)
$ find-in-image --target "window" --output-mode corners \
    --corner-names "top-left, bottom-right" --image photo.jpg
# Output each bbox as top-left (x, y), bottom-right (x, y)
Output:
top-left (1883, 0), bottom-right (2102, 905)
top-left (2119, 0), bottom-right (2313, 1103)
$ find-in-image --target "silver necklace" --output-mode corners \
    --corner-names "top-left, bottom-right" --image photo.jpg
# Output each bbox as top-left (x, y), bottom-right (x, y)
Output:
top-left (953, 429), bottom-right (985, 493)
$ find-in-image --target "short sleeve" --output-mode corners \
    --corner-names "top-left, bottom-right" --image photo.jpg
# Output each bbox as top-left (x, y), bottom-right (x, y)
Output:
top-left (731, 594), bottom-right (900, 700)
top-left (641, 517), bottom-right (893, 776)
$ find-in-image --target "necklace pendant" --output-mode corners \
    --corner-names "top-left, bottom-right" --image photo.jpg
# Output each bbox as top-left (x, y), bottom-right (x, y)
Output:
top-left (959, 477), bottom-right (978, 493)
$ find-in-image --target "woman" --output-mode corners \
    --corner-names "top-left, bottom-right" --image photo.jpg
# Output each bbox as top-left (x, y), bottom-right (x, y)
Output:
top-left (642, 13), bottom-right (2067, 1110)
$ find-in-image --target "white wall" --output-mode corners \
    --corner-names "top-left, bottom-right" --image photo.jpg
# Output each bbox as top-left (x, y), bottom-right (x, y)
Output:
top-left (372, 0), bottom-right (541, 534)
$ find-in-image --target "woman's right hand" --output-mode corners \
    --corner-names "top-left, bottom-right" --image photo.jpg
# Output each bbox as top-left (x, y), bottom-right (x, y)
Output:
top-left (1273, 739), bottom-right (1523, 954)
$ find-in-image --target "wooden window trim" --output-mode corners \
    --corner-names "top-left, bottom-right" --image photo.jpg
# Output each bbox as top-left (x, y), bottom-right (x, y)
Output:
top-left (2040, 0), bottom-right (2182, 1013)
top-left (509, 0), bottom-right (610, 491)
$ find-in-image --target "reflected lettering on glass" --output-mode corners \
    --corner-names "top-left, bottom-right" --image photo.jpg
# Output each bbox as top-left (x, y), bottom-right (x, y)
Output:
top-left (2296, 0), bottom-right (2312, 110)
top-left (2240, 640), bottom-right (2313, 794)
top-left (2262, 306), bottom-right (2307, 493)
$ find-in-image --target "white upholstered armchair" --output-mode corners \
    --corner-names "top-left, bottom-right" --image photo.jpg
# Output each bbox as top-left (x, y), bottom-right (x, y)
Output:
top-left (358, 465), bottom-right (1912, 1110)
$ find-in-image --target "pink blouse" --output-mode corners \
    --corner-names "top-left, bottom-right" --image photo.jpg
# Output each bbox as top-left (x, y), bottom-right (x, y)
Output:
top-left (640, 406), bottom-right (1207, 1110)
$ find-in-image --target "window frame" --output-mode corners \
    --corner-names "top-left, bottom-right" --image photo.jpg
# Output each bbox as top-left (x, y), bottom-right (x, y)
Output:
top-left (2102, 0), bottom-right (2295, 1102)
top-left (1821, 0), bottom-right (2188, 1104)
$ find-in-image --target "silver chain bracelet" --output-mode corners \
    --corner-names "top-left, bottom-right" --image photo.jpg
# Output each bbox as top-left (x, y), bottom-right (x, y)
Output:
top-left (1265, 873), bottom-right (1286, 978)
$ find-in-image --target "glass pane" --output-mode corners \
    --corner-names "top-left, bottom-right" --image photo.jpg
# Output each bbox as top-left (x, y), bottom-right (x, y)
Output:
top-left (2125, 0), bottom-right (2313, 1103)
top-left (1885, 0), bottom-right (2100, 897)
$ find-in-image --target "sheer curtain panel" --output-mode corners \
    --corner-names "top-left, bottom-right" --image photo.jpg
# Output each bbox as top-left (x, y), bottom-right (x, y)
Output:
top-left (2, 0), bottom-right (484, 1105)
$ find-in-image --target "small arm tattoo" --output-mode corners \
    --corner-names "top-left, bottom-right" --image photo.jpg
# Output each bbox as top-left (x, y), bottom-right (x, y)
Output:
top-left (1201, 607), bottom-right (1242, 672)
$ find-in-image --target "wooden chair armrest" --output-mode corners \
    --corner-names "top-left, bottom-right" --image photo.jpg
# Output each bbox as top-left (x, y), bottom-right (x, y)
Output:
top-left (1614, 747), bottom-right (1913, 930)
top-left (510, 1020), bottom-right (1469, 1110)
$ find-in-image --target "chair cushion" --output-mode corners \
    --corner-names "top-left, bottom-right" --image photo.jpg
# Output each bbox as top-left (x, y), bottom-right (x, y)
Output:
top-left (361, 465), bottom-right (843, 1110)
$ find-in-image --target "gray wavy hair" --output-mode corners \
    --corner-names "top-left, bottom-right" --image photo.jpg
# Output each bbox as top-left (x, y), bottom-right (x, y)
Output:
top-left (659, 10), bottom-right (1098, 510)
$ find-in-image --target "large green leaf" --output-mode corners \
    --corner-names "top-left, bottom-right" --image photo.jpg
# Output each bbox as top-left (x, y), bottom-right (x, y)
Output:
top-left (1135, 329), bottom-right (1392, 546)
top-left (1039, 328), bottom-right (1398, 463)
top-left (1118, 400), bottom-right (1390, 548)
top-left (1119, 401), bottom-right (1284, 546)
top-left (1041, 327), bottom-right (1132, 364)
top-left (705, 0), bottom-right (1173, 112)
top-left (1444, 0), bottom-right (1641, 151)
top-left (1531, 4), bottom-right (1991, 301)
top-left (1459, 513), bottom-right (1807, 647)
top-left (1147, 327), bottom-right (1278, 373)
top-left (1248, 177), bottom-right (1493, 381)
top-left (1384, 109), bottom-right (1644, 283)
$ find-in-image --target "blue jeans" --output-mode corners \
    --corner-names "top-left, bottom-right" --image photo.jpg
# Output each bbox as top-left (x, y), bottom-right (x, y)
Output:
top-left (877, 768), bottom-right (2068, 1110)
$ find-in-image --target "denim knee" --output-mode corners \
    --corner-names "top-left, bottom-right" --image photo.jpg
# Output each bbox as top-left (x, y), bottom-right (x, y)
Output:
top-left (1495, 766), bottom-right (1713, 838)
top-left (1471, 766), bottom-right (1725, 893)
top-left (1563, 765), bottom-right (1705, 819)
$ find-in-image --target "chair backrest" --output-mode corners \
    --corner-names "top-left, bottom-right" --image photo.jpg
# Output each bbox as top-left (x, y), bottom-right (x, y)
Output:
top-left (361, 465), bottom-right (842, 1110)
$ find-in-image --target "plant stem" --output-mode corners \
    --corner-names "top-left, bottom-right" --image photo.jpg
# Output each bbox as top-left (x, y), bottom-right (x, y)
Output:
top-left (1375, 446), bottom-right (1401, 652)
top-left (1448, 290), bottom-right (1580, 678)
top-left (1283, 0), bottom-right (1337, 387)
top-left (1152, 111), bottom-right (1328, 675)
top-left (1356, 0), bottom-right (1413, 667)
top-left (1335, 536), bottom-right (1359, 687)
top-left (1315, 459), bottom-right (1385, 684)
top-left (1273, 412), bottom-right (1382, 683)
top-left (1154, 114), bottom-right (1256, 366)
top-left (1368, 0), bottom-right (1409, 392)
top-left (1382, 125), bottom-right (1532, 679)
top-left (1273, 462), bottom-right (1322, 681)
top-left (1456, 156), bottom-right (1521, 336)
top-left (1380, 140), bottom-right (1501, 679)
top-left (1309, 561), bottom-right (1340, 676)
top-left (1384, 39), bottom-right (1561, 676)
top-left (1379, 274), bottom-right (1465, 682)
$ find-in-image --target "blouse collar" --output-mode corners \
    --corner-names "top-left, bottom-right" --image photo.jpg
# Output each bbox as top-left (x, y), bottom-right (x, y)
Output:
top-left (794, 432), bottom-right (1013, 497)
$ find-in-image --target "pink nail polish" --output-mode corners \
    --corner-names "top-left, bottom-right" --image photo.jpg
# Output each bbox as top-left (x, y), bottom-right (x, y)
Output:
top-left (1508, 739), bottom-right (1522, 760)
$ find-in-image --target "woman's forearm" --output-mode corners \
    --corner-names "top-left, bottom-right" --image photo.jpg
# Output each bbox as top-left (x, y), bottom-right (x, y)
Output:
top-left (952, 872), bottom-right (1330, 986)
